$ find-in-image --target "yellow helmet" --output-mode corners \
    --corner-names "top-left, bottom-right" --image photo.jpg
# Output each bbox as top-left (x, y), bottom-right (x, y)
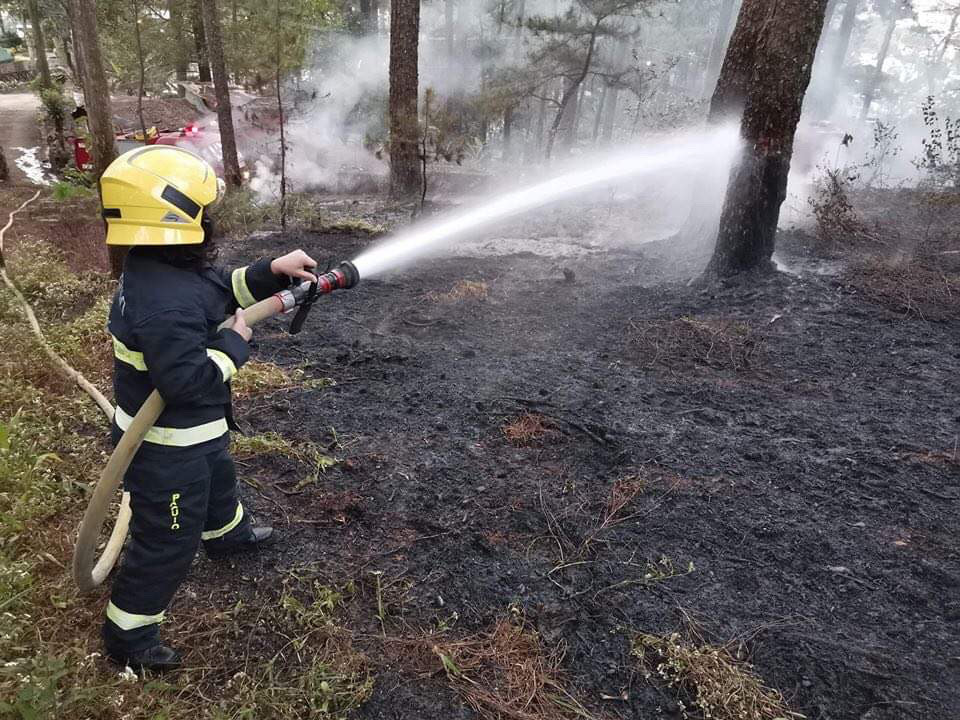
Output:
top-left (100, 145), bottom-right (223, 246)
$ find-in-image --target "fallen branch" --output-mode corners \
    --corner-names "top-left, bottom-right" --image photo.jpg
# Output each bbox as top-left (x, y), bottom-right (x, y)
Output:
top-left (0, 191), bottom-right (113, 420)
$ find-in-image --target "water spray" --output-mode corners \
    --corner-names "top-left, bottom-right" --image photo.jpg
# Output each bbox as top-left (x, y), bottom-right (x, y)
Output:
top-left (351, 125), bottom-right (741, 279)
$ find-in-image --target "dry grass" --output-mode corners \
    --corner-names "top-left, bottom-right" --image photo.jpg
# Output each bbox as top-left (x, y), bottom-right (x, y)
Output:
top-left (844, 256), bottom-right (960, 321)
top-left (600, 474), bottom-right (648, 529)
top-left (432, 616), bottom-right (602, 720)
top-left (628, 316), bottom-right (765, 372)
top-left (502, 413), bottom-right (556, 447)
top-left (634, 630), bottom-right (803, 720)
top-left (428, 279), bottom-right (489, 303)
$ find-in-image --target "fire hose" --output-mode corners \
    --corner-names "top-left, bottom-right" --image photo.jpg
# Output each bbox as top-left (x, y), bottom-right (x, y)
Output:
top-left (72, 261), bottom-right (360, 592)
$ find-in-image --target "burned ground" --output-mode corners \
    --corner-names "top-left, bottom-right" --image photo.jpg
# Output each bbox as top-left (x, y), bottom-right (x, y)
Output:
top-left (187, 195), bottom-right (960, 720)
top-left (3, 182), bottom-right (958, 719)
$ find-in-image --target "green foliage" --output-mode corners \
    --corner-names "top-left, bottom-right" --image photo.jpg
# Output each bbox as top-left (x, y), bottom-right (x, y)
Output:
top-left (0, 30), bottom-right (22, 51)
top-left (914, 95), bottom-right (960, 189)
top-left (223, 0), bottom-right (343, 85)
top-left (37, 87), bottom-right (68, 125)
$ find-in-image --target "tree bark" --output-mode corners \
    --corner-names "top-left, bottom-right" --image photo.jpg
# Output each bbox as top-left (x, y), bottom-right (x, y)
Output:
top-left (707, 0), bottom-right (831, 278)
top-left (133, 0), bottom-right (149, 145)
top-left (389, 0), bottom-right (422, 198)
top-left (72, 0), bottom-right (122, 276)
top-left (703, 0), bottom-right (738, 98)
top-left (201, 0), bottom-right (243, 187)
top-left (27, 0), bottom-right (51, 87)
top-left (168, 0), bottom-right (189, 93)
top-left (859, 8), bottom-right (897, 120)
top-left (193, 1), bottom-right (212, 82)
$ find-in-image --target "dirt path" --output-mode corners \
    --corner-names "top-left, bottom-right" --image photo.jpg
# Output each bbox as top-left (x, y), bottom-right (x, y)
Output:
top-left (0, 93), bottom-right (42, 185)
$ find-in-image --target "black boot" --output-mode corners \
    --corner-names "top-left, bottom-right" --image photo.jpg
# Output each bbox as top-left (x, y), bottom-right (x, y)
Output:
top-left (205, 525), bottom-right (274, 558)
top-left (107, 643), bottom-right (182, 673)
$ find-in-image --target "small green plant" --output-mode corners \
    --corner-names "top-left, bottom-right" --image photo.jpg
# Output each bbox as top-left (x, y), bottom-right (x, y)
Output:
top-left (914, 96), bottom-right (960, 189)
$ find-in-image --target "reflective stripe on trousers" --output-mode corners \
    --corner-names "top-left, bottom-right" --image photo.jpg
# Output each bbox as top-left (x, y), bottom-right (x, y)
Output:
top-left (106, 600), bottom-right (165, 631)
top-left (114, 405), bottom-right (229, 447)
top-left (201, 502), bottom-right (244, 540)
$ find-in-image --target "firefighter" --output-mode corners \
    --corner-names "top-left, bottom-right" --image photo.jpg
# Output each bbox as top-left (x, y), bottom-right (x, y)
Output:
top-left (99, 145), bottom-right (318, 672)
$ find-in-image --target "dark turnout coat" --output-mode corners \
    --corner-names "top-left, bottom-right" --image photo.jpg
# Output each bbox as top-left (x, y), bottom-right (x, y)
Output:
top-left (107, 248), bottom-right (286, 457)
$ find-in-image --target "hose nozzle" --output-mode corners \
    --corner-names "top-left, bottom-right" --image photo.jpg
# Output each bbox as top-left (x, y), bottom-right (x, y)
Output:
top-left (316, 260), bottom-right (360, 294)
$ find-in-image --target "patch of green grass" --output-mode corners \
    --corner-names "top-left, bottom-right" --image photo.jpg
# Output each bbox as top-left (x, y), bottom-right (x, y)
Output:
top-left (211, 190), bottom-right (328, 238)
top-left (0, 223), bottom-right (371, 719)
top-left (51, 180), bottom-right (94, 202)
top-left (232, 360), bottom-right (334, 398)
top-left (232, 431), bottom-right (341, 489)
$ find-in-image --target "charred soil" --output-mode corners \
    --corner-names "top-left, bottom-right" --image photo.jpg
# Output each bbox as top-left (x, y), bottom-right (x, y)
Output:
top-left (189, 194), bottom-right (960, 720)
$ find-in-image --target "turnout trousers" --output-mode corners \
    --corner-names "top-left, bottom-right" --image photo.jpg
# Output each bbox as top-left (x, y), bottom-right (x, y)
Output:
top-left (102, 444), bottom-right (252, 654)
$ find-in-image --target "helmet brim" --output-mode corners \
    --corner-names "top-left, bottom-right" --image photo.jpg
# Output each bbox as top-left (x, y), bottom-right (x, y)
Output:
top-left (105, 221), bottom-right (205, 246)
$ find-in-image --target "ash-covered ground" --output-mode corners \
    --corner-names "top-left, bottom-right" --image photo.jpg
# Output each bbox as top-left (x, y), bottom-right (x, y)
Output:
top-left (196, 190), bottom-right (960, 720)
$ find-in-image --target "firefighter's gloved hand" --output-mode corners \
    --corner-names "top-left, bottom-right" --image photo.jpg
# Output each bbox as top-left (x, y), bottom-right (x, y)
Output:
top-left (225, 309), bottom-right (252, 342)
top-left (271, 249), bottom-right (318, 283)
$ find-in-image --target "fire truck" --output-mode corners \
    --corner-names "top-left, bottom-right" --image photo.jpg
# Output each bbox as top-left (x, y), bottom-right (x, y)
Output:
top-left (73, 121), bottom-right (242, 176)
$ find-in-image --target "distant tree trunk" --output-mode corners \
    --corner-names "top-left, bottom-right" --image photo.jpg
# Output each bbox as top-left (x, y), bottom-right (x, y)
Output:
top-left (706, 0), bottom-right (830, 277)
top-left (168, 0), bottom-right (189, 93)
top-left (0, 147), bottom-right (8, 183)
top-left (132, 0), bottom-right (149, 145)
top-left (27, 0), bottom-right (51, 87)
top-left (600, 41), bottom-right (628, 144)
top-left (389, 0), bottom-right (422, 198)
top-left (929, 7), bottom-right (960, 94)
top-left (72, 0), bottom-right (122, 277)
top-left (592, 83), bottom-right (607, 141)
top-left (703, 0), bottom-right (738, 98)
top-left (820, 0), bottom-right (858, 115)
top-left (556, 79), bottom-right (583, 153)
top-left (201, 0), bottom-right (242, 187)
top-left (859, 9), bottom-right (897, 120)
top-left (70, 24), bottom-right (85, 91)
top-left (193, 2), bottom-right (211, 82)
top-left (503, 106), bottom-right (513, 155)
top-left (0, 12), bottom-right (5, 34)
top-left (444, 0), bottom-right (454, 57)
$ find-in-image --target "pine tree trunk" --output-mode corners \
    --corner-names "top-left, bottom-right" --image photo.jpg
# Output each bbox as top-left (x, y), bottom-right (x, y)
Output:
top-left (707, 0), bottom-right (830, 278)
top-left (389, 0), bottom-right (422, 198)
top-left (193, 2), bottom-right (212, 82)
top-left (200, 0), bottom-right (243, 187)
top-left (0, 147), bottom-right (8, 183)
top-left (71, 28), bottom-right (85, 91)
top-left (703, 0), bottom-right (737, 98)
top-left (168, 0), bottom-right (189, 92)
top-left (27, 0), bottom-right (51, 87)
top-left (592, 83), bottom-right (606, 142)
top-left (72, 0), bottom-right (122, 276)
top-left (860, 10), bottom-right (897, 120)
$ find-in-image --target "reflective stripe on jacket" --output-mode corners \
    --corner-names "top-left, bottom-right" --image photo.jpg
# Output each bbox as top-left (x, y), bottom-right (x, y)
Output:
top-left (108, 249), bottom-right (286, 455)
